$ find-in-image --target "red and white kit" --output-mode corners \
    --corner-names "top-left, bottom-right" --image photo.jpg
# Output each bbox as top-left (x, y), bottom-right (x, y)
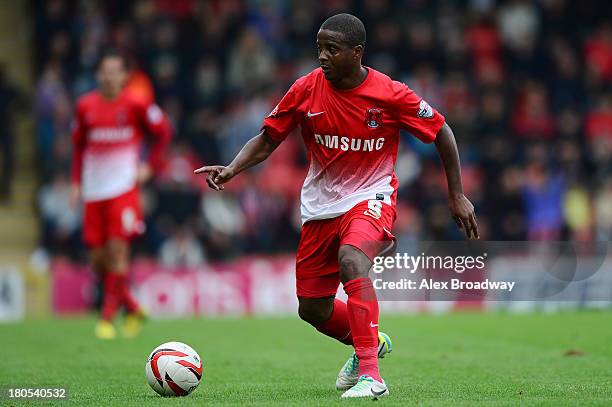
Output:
top-left (71, 90), bottom-right (172, 247)
top-left (262, 67), bottom-right (445, 297)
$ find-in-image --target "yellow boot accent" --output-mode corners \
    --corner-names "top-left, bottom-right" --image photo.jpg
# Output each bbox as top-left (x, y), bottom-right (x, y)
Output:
top-left (123, 311), bottom-right (146, 338)
top-left (95, 320), bottom-right (117, 340)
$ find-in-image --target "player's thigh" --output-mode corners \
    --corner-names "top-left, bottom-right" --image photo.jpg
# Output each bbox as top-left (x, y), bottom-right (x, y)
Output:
top-left (83, 200), bottom-right (106, 248)
top-left (105, 238), bottom-right (130, 273)
top-left (296, 271), bottom-right (341, 301)
top-left (296, 217), bottom-right (341, 279)
top-left (338, 200), bottom-right (396, 262)
top-left (106, 188), bottom-right (145, 243)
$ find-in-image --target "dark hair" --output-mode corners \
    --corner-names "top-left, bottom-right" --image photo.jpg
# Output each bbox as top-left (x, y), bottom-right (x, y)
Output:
top-left (320, 13), bottom-right (366, 47)
top-left (96, 48), bottom-right (128, 70)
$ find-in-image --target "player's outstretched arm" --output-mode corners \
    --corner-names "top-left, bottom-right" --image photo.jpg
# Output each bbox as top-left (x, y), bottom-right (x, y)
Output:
top-left (194, 130), bottom-right (280, 191)
top-left (434, 122), bottom-right (480, 239)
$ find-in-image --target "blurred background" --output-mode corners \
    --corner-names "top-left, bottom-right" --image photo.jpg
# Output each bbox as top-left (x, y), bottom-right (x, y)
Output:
top-left (0, 0), bottom-right (611, 319)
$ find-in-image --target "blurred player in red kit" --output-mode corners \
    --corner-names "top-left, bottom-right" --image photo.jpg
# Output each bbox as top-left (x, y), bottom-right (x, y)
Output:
top-left (195, 14), bottom-right (478, 398)
top-left (71, 50), bottom-right (172, 339)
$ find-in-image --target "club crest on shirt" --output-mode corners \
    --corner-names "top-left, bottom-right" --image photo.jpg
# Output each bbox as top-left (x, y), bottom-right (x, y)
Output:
top-left (418, 99), bottom-right (434, 118)
top-left (267, 104), bottom-right (279, 118)
top-left (116, 109), bottom-right (128, 125)
top-left (365, 108), bottom-right (383, 129)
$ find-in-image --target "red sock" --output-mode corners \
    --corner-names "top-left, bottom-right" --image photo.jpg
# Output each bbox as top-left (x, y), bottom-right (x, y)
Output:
top-left (116, 273), bottom-right (140, 314)
top-left (316, 299), bottom-right (353, 345)
top-left (101, 272), bottom-right (121, 321)
top-left (344, 277), bottom-right (381, 382)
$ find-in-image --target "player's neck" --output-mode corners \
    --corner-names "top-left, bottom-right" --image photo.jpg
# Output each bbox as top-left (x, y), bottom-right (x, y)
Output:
top-left (331, 66), bottom-right (368, 90)
top-left (100, 88), bottom-right (122, 101)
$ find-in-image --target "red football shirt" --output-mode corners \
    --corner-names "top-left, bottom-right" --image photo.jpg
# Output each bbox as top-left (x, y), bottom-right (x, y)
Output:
top-left (71, 90), bottom-right (172, 202)
top-left (262, 67), bottom-right (445, 224)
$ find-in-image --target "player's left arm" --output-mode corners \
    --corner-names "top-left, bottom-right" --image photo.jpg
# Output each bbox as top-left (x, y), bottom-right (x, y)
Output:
top-left (434, 122), bottom-right (479, 240)
top-left (70, 99), bottom-right (87, 208)
top-left (392, 80), bottom-right (479, 239)
top-left (137, 102), bottom-right (173, 183)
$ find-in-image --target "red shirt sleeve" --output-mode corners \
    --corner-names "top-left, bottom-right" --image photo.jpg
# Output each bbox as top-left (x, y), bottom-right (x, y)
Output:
top-left (135, 101), bottom-right (173, 171)
top-left (261, 80), bottom-right (303, 142)
top-left (70, 99), bottom-right (87, 185)
top-left (392, 81), bottom-right (445, 143)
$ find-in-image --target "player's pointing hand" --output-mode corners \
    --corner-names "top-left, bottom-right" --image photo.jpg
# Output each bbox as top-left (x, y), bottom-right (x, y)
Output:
top-left (194, 165), bottom-right (235, 191)
top-left (449, 193), bottom-right (480, 240)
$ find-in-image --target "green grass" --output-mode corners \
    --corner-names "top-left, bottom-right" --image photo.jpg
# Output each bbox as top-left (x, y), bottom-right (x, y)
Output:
top-left (1, 311), bottom-right (611, 406)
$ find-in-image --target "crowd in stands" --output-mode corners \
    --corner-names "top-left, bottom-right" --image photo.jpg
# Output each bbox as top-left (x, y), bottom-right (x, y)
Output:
top-left (33, 0), bottom-right (612, 264)
top-left (0, 65), bottom-right (23, 205)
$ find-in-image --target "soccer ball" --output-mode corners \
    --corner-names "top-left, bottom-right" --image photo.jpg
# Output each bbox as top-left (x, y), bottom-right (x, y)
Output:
top-left (145, 341), bottom-right (203, 397)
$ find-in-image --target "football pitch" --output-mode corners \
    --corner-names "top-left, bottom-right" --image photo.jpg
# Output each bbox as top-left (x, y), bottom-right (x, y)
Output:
top-left (1, 311), bottom-right (611, 406)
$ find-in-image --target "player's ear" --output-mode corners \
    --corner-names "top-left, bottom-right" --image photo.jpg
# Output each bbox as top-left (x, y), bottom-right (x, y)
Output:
top-left (353, 44), bottom-right (364, 61)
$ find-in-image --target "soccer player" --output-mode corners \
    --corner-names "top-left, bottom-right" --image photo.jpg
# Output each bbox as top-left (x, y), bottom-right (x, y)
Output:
top-left (71, 50), bottom-right (172, 339)
top-left (195, 14), bottom-right (479, 398)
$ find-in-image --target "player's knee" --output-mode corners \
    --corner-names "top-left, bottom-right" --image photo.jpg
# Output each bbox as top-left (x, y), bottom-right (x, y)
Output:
top-left (105, 241), bottom-right (129, 272)
top-left (92, 258), bottom-right (104, 273)
top-left (297, 301), bottom-right (331, 326)
top-left (89, 248), bottom-right (106, 273)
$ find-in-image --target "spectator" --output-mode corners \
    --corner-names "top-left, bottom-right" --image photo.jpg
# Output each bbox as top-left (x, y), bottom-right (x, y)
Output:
top-left (498, 0), bottom-right (539, 53)
top-left (521, 163), bottom-right (565, 240)
top-left (584, 22), bottom-right (612, 82)
top-left (0, 66), bottom-right (22, 203)
top-left (585, 92), bottom-right (612, 180)
top-left (159, 224), bottom-right (206, 268)
top-left (563, 184), bottom-right (593, 240)
top-left (512, 81), bottom-right (555, 138)
top-left (31, 0), bottom-right (612, 260)
top-left (35, 61), bottom-right (69, 176)
top-left (38, 172), bottom-right (81, 256)
top-left (227, 27), bottom-right (275, 94)
top-left (594, 177), bottom-right (612, 240)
